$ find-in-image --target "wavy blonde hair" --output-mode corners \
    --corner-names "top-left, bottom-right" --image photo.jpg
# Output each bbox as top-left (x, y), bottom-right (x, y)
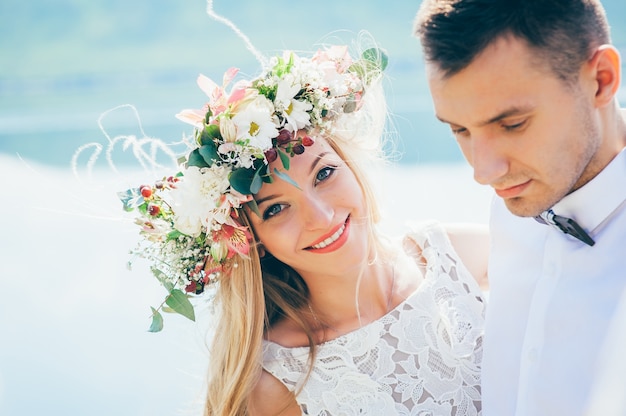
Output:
top-left (204, 52), bottom-right (391, 416)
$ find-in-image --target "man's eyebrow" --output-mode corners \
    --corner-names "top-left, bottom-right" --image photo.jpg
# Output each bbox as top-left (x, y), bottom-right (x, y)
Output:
top-left (437, 106), bottom-right (533, 127)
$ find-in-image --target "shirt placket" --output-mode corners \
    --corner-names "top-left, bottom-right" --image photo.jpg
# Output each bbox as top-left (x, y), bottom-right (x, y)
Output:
top-left (515, 231), bottom-right (562, 415)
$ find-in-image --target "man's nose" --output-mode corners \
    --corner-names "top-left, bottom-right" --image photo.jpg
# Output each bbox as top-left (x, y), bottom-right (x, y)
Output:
top-left (469, 135), bottom-right (509, 186)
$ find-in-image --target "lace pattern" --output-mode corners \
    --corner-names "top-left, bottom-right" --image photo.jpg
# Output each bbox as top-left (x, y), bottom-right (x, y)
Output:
top-left (262, 221), bottom-right (486, 415)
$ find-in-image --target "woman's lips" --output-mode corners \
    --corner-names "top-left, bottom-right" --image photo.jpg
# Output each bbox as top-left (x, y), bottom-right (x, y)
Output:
top-left (305, 217), bottom-right (350, 254)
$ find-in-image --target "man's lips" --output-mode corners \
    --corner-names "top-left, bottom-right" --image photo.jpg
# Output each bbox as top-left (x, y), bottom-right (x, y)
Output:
top-left (305, 217), bottom-right (350, 253)
top-left (495, 180), bottom-right (531, 198)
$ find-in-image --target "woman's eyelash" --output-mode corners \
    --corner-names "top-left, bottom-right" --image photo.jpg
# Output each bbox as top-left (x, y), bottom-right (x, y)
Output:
top-left (316, 165), bottom-right (337, 183)
top-left (263, 203), bottom-right (287, 220)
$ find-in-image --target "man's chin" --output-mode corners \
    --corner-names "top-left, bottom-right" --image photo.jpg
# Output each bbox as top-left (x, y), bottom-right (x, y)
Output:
top-left (503, 197), bottom-right (546, 218)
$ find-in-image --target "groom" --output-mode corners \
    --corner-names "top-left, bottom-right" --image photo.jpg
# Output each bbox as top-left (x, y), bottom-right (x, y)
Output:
top-left (413, 0), bottom-right (626, 415)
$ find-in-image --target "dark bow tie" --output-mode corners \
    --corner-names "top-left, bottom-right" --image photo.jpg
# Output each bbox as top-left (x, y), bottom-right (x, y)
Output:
top-left (535, 209), bottom-right (595, 246)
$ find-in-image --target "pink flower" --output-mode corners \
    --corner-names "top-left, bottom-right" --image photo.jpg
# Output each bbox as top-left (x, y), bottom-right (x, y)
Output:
top-left (313, 45), bottom-right (353, 73)
top-left (210, 222), bottom-right (252, 262)
top-left (175, 70), bottom-right (252, 128)
top-left (175, 104), bottom-right (209, 129)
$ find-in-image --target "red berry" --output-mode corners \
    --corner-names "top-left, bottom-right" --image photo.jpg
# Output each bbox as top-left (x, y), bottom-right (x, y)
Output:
top-left (301, 135), bottom-right (314, 146)
top-left (140, 186), bottom-right (152, 198)
top-left (293, 144), bottom-right (305, 155)
top-left (148, 204), bottom-right (160, 216)
top-left (264, 148), bottom-right (278, 163)
top-left (275, 129), bottom-right (292, 145)
top-left (185, 281), bottom-right (197, 293)
top-left (155, 180), bottom-right (164, 190)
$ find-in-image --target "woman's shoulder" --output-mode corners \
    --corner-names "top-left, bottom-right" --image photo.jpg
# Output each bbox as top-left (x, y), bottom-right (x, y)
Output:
top-left (249, 370), bottom-right (301, 416)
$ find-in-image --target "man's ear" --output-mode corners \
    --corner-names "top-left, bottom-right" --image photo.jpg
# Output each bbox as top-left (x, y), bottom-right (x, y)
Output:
top-left (587, 44), bottom-right (622, 108)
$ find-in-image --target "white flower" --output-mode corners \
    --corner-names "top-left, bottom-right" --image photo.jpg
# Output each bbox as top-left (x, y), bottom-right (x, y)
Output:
top-left (231, 95), bottom-right (278, 151)
top-left (135, 217), bottom-right (170, 242)
top-left (208, 193), bottom-right (240, 229)
top-left (219, 116), bottom-right (237, 142)
top-left (217, 142), bottom-right (261, 169)
top-left (169, 165), bottom-right (232, 237)
top-left (275, 74), bottom-right (313, 131)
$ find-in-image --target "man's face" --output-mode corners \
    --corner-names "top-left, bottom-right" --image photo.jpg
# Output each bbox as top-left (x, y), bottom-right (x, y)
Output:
top-left (426, 36), bottom-right (603, 217)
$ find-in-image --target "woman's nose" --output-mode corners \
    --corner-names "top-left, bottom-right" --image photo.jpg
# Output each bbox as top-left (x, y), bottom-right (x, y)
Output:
top-left (301, 193), bottom-right (334, 230)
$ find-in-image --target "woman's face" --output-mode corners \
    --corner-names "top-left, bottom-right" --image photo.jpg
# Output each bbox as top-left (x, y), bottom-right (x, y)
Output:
top-left (247, 137), bottom-right (369, 280)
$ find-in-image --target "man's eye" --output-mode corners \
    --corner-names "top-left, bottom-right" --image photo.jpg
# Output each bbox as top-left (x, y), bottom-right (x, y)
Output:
top-left (451, 127), bottom-right (469, 136)
top-left (503, 120), bottom-right (527, 131)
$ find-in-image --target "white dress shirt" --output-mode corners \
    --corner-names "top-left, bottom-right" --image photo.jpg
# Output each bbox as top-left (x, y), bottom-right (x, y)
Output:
top-left (584, 287), bottom-right (626, 415)
top-left (482, 147), bottom-right (626, 416)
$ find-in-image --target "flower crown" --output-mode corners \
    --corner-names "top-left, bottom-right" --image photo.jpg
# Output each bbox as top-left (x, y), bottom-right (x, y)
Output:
top-left (118, 45), bottom-right (387, 331)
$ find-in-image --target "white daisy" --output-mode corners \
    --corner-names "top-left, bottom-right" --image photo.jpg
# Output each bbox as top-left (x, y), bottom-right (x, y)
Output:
top-left (231, 95), bottom-right (279, 151)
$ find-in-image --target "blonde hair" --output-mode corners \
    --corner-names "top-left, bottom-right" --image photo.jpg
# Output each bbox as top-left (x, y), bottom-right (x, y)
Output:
top-left (204, 55), bottom-right (391, 416)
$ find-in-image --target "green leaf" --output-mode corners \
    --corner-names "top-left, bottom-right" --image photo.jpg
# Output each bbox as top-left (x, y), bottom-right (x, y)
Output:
top-left (117, 188), bottom-right (143, 211)
top-left (165, 289), bottom-right (195, 321)
top-left (148, 307), bottom-right (164, 332)
top-left (362, 47), bottom-right (388, 71)
top-left (204, 108), bottom-right (213, 125)
top-left (286, 52), bottom-right (294, 73)
top-left (200, 124), bottom-right (221, 145)
top-left (198, 143), bottom-right (219, 165)
top-left (250, 166), bottom-right (263, 194)
top-left (137, 202), bottom-right (148, 215)
top-left (166, 229), bottom-right (183, 240)
top-left (150, 267), bottom-right (174, 291)
top-left (229, 167), bottom-right (254, 195)
top-left (277, 148), bottom-right (290, 170)
top-left (246, 199), bottom-right (261, 217)
top-left (258, 163), bottom-right (273, 183)
top-left (273, 168), bottom-right (301, 190)
top-left (348, 47), bottom-right (388, 85)
top-left (187, 148), bottom-right (210, 168)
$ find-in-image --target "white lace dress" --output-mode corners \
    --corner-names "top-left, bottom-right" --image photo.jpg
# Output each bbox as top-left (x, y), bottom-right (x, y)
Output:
top-left (262, 221), bottom-right (486, 415)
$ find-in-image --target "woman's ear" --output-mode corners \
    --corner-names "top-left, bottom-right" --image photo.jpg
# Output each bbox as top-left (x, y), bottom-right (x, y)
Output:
top-left (587, 45), bottom-right (622, 108)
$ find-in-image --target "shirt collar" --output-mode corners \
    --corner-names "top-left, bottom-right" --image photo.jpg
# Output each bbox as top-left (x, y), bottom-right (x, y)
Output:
top-left (552, 147), bottom-right (626, 232)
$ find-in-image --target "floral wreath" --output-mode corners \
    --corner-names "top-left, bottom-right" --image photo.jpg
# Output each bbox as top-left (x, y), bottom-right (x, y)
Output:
top-left (118, 45), bottom-right (387, 331)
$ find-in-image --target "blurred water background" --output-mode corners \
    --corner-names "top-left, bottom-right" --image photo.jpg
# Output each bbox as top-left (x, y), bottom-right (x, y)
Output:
top-left (1, 1), bottom-right (625, 415)
top-left (3, 0), bottom-right (622, 168)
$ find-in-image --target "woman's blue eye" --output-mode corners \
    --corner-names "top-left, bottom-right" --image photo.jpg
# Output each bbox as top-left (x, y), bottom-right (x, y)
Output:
top-left (263, 204), bottom-right (285, 220)
top-left (316, 166), bottom-right (336, 183)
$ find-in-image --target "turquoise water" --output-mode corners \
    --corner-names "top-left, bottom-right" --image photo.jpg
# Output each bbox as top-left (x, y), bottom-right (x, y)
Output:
top-left (0, 61), bottom-right (462, 167)
top-left (1, 0), bottom-right (624, 167)
top-left (0, 72), bottom-right (463, 167)
top-left (0, 0), bottom-right (463, 167)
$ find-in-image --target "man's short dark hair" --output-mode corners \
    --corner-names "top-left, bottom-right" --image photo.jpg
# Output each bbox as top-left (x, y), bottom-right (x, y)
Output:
top-left (414, 0), bottom-right (611, 83)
